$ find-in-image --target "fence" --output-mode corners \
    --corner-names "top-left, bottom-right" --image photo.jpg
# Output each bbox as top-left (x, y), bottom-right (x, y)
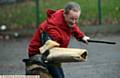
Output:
top-left (0, 0), bottom-right (120, 35)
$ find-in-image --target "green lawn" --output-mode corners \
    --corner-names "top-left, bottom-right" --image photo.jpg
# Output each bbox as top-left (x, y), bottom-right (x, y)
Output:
top-left (0, 0), bottom-right (120, 29)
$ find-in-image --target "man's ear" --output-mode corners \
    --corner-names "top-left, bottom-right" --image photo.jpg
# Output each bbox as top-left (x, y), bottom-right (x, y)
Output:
top-left (63, 13), bottom-right (67, 21)
top-left (63, 12), bottom-right (66, 17)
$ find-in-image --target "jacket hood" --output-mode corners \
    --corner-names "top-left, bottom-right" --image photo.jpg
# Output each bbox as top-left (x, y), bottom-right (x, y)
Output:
top-left (47, 9), bottom-right (56, 18)
top-left (46, 9), bottom-right (71, 32)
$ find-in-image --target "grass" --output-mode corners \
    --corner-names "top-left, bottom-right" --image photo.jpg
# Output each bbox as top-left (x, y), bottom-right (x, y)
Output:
top-left (0, 0), bottom-right (120, 30)
top-left (0, 1), bottom-right (36, 29)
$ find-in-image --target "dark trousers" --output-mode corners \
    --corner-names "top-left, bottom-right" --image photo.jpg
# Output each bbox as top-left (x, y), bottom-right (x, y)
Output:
top-left (46, 64), bottom-right (65, 78)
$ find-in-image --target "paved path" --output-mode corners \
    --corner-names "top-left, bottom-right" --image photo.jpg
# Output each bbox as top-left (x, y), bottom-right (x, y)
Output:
top-left (0, 35), bottom-right (120, 78)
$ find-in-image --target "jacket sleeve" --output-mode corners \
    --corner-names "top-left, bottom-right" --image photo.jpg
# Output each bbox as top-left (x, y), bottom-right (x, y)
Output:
top-left (45, 25), bottom-right (62, 44)
top-left (72, 24), bottom-right (85, 41)
top-left (44, 16), bottom-right (63, 45)
top-left (28, 28), bottom-right (42, 57)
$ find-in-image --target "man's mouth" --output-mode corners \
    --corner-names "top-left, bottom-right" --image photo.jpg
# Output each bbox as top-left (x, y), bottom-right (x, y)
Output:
top-left (68, 22), bottom-right (74, 28)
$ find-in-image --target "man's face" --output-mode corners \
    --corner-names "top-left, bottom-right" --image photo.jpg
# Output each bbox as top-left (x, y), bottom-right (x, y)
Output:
top-left (64, 10), bottom-right (80, 28)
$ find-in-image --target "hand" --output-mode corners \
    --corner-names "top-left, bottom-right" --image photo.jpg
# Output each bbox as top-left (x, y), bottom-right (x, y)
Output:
top-left (82, 36), bottom-right (90, 44)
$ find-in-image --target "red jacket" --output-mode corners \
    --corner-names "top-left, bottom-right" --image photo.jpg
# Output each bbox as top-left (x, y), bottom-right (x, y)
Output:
top-left (28, 9), bottom-right (85, 57)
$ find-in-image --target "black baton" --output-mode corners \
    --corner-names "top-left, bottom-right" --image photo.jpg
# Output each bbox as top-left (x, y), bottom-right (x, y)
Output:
top-left (88, 39), bottom-right (116, 45)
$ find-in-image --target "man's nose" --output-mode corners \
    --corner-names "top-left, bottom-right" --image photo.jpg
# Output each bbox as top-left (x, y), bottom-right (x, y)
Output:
top-left (72, 20), bottom-right (76, 24)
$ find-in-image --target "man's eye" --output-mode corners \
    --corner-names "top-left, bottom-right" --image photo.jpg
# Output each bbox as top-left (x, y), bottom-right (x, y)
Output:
top-left (70, 17), bottom-right (74, 20)
top-left (70, 17), bottom-right (77, 20)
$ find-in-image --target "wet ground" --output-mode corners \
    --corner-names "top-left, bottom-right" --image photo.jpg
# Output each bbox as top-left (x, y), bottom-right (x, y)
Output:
top-left (0, 34), bottom-right (120, 78)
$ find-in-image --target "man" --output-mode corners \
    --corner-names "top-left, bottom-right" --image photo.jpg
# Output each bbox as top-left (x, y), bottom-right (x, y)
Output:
top-left (28, 2), bottom-right (90, 78)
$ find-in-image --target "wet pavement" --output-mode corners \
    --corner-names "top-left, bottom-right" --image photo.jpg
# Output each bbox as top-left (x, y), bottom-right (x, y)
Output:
top-left (0, 35), bottom-right (120, 78)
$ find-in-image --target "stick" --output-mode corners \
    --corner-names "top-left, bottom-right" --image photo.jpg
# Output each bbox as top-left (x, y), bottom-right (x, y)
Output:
top-left (88, 39), bottom-right (116, 44)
